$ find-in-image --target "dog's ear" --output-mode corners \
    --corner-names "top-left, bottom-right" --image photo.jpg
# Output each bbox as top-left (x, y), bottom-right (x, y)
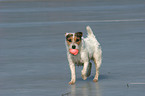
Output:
top-left (65, 33), bottom-right (73, 40)
top-left (65, 33), bottom-right (68, 37)
top-left (75, 32), bottom-right (83, 37)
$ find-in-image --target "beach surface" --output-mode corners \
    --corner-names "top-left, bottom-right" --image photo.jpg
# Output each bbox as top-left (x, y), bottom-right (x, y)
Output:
top-left (0, 0), bottom-right (145, 96)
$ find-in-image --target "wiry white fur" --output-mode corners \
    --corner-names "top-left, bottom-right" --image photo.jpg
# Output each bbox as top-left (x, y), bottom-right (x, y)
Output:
top-left (65, 26), bottom-right (102, 85)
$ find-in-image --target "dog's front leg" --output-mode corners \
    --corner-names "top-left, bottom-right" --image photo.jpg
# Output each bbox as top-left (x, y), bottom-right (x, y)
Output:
top-left (69, 63), bottom-right (76, 85)
top-left (81, 62), bottom-right (89, 80)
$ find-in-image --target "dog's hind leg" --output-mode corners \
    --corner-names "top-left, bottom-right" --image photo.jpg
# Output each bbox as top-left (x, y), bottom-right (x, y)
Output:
top-left (81, 62), bottom-right (89, 80)
top-left (86, 62), bottom-right (92, 77)
top-left (93, 48), bottom-right (102, 82)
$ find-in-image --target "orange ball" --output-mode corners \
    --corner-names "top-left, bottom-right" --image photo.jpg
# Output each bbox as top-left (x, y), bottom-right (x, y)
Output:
top-left (69, 49), bottom-right (79, 55)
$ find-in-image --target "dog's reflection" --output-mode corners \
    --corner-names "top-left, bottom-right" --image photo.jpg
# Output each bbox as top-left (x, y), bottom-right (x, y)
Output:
top-left (70, 82), bottom-right (101, 96)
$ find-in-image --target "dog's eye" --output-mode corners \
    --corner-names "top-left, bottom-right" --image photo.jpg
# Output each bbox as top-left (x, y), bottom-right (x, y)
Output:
top-left (76, 39), bottom-right (80, 42)
top-left (68, 39), bottom-right (72, 42)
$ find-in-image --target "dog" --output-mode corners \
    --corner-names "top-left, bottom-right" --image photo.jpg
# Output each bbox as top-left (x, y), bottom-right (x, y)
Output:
top-left (65, 26), bottom-right (102, 85)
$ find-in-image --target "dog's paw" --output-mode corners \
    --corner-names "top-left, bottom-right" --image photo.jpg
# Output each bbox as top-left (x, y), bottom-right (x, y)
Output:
top-left (81, 74), bottom-right (87, 80)
top-left (81, 70), bottom-right (87, 80)
top-left (93, 78), bottom-right (98, 82)
top-left (69, 81), bottom-right (75, 85)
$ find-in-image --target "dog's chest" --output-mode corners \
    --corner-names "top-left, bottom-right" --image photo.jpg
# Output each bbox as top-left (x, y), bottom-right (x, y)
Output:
top-left (71, 55), bottom-right (83, 66)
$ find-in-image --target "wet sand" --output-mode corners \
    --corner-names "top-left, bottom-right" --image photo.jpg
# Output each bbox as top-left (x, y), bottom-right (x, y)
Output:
top-left (0, 0), bottom-right (145, 96)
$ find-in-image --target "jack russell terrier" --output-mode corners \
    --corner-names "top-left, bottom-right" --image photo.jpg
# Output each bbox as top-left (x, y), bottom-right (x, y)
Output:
top-left (65, 26), bottom-right (102, 85)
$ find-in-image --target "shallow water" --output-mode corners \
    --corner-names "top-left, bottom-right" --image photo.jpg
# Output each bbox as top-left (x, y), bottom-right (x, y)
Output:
top-left (0, 0), bottom-right (145, 96)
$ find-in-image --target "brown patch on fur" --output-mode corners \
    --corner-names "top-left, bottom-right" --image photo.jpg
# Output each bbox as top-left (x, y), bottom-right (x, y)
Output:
top-left (66, 33), bottom-right (73, 46)
top-left (74, 32), bottom-right (83, 45)
top-left (74, 36), bottom-right (81, 45)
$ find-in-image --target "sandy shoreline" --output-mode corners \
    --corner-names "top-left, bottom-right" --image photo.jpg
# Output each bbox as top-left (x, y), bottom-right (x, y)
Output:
top-left (0, 0), bottom-right (145, 96)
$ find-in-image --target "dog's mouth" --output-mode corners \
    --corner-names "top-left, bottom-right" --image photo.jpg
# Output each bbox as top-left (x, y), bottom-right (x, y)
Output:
top-left (69, 49), bottom-right (79, 55)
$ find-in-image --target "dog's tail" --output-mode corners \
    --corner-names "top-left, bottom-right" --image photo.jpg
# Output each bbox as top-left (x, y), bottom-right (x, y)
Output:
top-left (86, 26), bottom-right (100, 45)
top-left (86, 26), bottom-right (95, 38)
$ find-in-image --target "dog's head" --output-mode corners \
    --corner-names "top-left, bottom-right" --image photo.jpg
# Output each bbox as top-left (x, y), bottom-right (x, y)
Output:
top-left (65, 32), bottom-right (83, 55)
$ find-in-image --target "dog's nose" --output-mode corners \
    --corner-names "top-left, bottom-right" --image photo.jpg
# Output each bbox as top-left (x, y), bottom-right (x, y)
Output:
top-left (72, 45), bottom-right (76, 49)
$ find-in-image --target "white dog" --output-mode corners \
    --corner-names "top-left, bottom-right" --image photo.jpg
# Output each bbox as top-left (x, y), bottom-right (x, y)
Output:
top-left (65, 26), bottom-right (102, 85)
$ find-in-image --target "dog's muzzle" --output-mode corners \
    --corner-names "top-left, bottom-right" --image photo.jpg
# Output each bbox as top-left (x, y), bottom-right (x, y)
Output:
top-left (72, 45), bottom-right (76, 49)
